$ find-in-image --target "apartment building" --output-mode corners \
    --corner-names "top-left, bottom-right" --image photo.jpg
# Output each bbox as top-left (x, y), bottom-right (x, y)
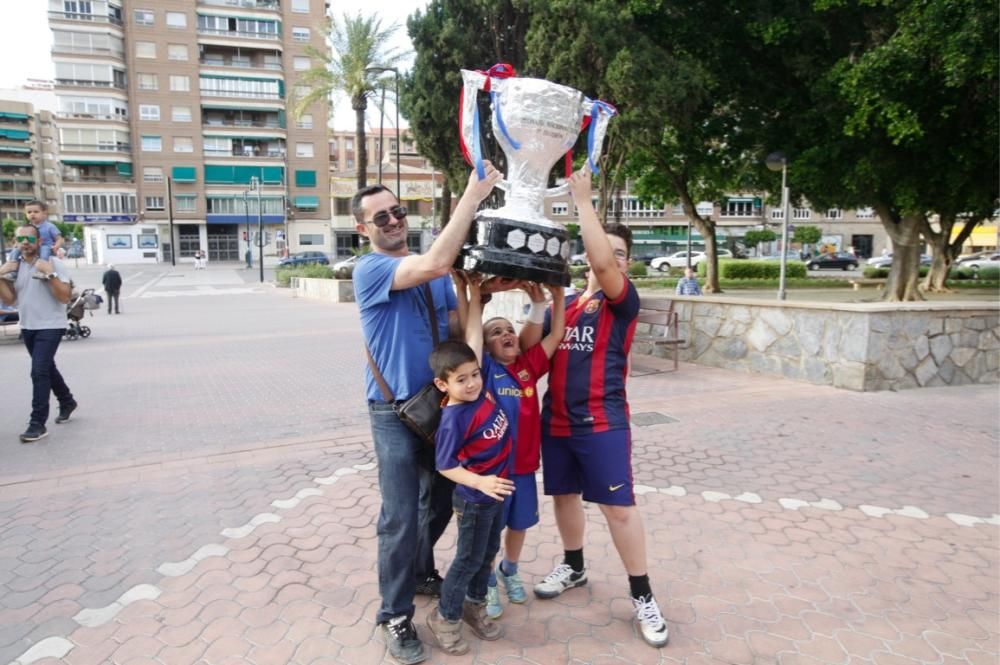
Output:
top-left (0, 101), bottom-right (60, 223)
top-left (49, 0), bottom-right (330, 265)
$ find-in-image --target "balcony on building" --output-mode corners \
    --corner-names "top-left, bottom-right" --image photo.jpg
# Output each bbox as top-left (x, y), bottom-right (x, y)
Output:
top-left (48, 2), bottom-right (124, 27)
top-left (197, 0), bottom-right (280, 11)
top-left (200, 46), bottom-right (283, 72)
top-left (60, 142), bottom-right (131, 156)
top-left (204, 137), bottom-right (286, 159)
top-left (0, 164), bottom-right (33, 181)
top-left (202, 108), bottom-right (285, 130)
top-left (51, 30), bottom-right (125, 60)
top-left (62, 161), bottom-right (134, 185)
top-left (196, 14), bottom-right (282, 43)
top-left (199, 75), bottom-right (284, 102)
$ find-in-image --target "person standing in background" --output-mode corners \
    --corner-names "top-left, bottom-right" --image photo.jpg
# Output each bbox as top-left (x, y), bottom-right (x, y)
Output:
top-left (102, 264), bottom-right (122, 314)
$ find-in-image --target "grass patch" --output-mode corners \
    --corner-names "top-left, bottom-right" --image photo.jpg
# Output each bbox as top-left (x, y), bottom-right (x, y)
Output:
top-left (275, 264), bottom-right (334, 287)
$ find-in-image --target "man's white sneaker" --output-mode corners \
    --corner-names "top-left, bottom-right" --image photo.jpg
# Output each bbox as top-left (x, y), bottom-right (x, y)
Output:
top-left (533, 563), bottom-right (587, 599)
top-left (632, 594), bottom-right (669, 648)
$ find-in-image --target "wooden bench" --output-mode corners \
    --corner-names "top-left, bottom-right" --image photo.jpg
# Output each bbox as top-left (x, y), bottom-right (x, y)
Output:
top-left (630, 301), bottom-right (685, 376)
top-left (849, 278), bottom-right (887, 291)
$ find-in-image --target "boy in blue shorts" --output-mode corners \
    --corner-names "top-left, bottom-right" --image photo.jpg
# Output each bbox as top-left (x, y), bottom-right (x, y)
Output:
top-left (426, 337), bottom-right (515, 656)
top-left (520, 169), bottom-right (669, 648)
top-left (453, 273), bottom-right (566, 619)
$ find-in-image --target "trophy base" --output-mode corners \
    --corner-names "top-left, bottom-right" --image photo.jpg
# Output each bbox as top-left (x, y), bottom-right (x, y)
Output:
top-left (456, 214), bottom-right (571, 287)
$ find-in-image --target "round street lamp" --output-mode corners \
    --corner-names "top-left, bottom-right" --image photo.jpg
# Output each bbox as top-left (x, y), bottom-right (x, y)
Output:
top-left (765, 151), bottom-right (791, 301)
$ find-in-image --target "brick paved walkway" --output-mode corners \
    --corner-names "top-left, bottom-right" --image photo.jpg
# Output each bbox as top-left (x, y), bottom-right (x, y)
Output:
top-left (0, 265), bottom-right (996, 665)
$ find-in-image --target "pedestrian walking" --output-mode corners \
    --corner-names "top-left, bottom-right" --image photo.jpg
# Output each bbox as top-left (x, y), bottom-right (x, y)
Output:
top-left (102, 264), bottom-right (122, 314)
top-left (0, 224), bottom-right (78, 443)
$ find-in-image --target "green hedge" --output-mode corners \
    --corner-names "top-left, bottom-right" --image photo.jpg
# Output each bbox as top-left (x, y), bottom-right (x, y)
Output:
top-left (275, 264), bottom-right (334, 287)
top-left (863, 265), bottom-right (1000, 281)
top-left (699, 259), bottom-right (807, 279)
top-left (628, 262), bottom-right (648, 277)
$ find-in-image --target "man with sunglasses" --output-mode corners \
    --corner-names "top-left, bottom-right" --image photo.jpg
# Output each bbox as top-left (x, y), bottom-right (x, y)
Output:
top-left (0, 224), bottom-right (78, 443)
top-left (351, 162), bottom-right (505, 665)
top-left (1, 200), bottom-right (64, 282)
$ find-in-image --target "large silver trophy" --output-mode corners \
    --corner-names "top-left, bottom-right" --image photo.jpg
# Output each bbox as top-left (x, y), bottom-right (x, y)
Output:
top-left (457, 65), bottom-right (616, 286)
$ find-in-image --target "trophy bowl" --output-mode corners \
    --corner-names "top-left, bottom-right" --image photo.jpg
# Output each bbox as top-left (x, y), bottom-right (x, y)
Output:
top-left (457, 66), bottom-right (616, 286)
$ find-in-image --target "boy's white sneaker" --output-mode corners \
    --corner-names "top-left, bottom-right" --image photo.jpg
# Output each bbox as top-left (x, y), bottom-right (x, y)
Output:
top-left (533, 563), bottom-right (587, 599)
top-left (632, 594), bottom-right (669, 648)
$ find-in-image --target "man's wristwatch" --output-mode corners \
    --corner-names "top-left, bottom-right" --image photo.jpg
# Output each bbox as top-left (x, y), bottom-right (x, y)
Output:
top-left (44, 273), bottom-right (58, 281)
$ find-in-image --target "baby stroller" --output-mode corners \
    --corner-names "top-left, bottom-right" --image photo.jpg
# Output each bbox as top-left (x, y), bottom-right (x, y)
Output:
top-left (65, 288), bottom-right (101, 340)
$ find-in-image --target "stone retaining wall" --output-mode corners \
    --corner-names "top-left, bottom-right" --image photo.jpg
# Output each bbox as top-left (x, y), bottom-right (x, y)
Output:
top-left (290, 277), bottom-right (355, 303)
top-left (651, 295), bottom-right (1000, 391)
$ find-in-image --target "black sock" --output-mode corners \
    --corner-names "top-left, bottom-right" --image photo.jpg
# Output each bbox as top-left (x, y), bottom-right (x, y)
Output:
top-left (628, 574), bottom-right (652, 599)
top-left (563, 549), bottom-right (584, 573)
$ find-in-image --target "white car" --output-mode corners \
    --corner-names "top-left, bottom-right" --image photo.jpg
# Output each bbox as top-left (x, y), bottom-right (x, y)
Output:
top-left (332, 254), bottom-right (360, 278)
top-left (650, 249), bottom-right (733, 272)
top-left (959, 252), bottom-right (1000, 271)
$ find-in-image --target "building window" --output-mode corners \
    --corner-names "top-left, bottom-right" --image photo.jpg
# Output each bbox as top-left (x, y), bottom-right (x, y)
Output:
top-left (825, 208), bottom-right (843, 219)
top-left (167, 44), bottom-right (187, 61)
top-left (145, 196), bottom-right (165, 211)
top-left (856, 207), bottom-right (875, 219)
top-left (291, 0), bottom-right (309, 12)
top-left (296, 142), bottom-right (314, 158)
top-left (137, 73), bottom-right (158, 91)
top-left (175, 197), bottom-right (196, 212)
top-left (64, 193), bottom-right (137, 215)
top-left (169, 75), bottom-right (190, 92)
top-left (143, 167), bottom-right (163, 182)
top-left (141, 135), bottom-right (161, 152)
top-left (722, 199), bottom-right (757, 217)
top-left (293, 56), bottom-right (311, 71)
top-left (296, 114), bottom-right (313, 129)
top-left (171, 106), bottom-right (192, 122)
top-left (135, 41), bottom-right (156, 58)
top-left (299, 233), bottom-right (323, 245)
top-left (292, 27), bottom-right (310, 42)
top-left (793, 208), bottom-right (812, 220)
top-left (334, 198), bottom-right (351, 215)
top-left (138, 104), bottom-right (159, 121)
top-left (770, 208), bottom-right (785, 220)
top-left (134, 9), bottom-right (154, 25)
top-left (165, 11), bottom-right (186, 28)
top-left (173, 137), bottom-right (194, 153)
top-left (551, 202), bottom-right (568, 216)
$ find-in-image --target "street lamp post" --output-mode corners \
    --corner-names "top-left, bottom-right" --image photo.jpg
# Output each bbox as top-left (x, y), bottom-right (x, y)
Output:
top-left (766, 151), bottom-right (791, 301)
top-left (365, 67), bottom-right (400, 200)
top-left (250, 176), bottom-right (263, 283)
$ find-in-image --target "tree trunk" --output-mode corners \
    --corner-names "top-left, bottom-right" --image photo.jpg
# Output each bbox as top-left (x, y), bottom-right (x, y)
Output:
top-left (880, 213), bottom-right (924, 301)
top-left (353, 98), bottom-right (368, 190)
top-left (923, 233), bottom-right (954, 292)
top-left (695, 218), bottom-right (721, 293)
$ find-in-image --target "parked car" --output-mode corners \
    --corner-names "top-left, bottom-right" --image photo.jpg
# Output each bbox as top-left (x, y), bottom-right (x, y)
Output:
top-left (650, 249), bottom-right (733, 272)
top-left (569, 252), bottom-right (588, 266)
top-left (754, 250), bottom-right (803, 261)
top-left (807, 252), bottom-right (859, 271)
top-left (630, 251), bottom-right (661, 266)
top-left (277, 251), bottom-right (330, 268)
top-left (332, 254), bottom-right (360, 278)
top-left (958, 252), bottom-right (1000, 271)
top-left (868, 254), bottom-right (932, 268)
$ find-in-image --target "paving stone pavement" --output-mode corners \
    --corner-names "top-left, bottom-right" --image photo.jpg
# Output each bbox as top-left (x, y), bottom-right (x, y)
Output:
top-left (0, 265), bottom-right (996, 665)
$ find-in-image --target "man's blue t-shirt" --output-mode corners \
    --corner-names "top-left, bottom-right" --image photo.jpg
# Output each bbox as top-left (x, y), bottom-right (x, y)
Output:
top-left (354, 253), bottom-right (457, 402)
top-left (435, 389), bottom-right (512, 504)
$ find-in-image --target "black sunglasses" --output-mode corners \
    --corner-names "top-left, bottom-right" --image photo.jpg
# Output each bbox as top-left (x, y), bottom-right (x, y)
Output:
top-left (366, 205), bottom-right (407, 228)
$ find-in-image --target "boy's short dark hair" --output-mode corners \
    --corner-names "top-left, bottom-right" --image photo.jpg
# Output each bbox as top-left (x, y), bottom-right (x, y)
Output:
top-left (430, 340), bottom-right (478, 380)
top-left (604, 222), bottom-right (633, 257)
top-left (24, 200), bottom-right (47, 211)
top-left (351, 184), bottom-right (393, 223)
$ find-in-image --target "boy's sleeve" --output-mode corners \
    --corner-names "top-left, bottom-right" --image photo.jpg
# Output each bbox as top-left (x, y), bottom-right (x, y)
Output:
top-left (607, 279), bottom-right (640, 320)
top-left (434, 411), bottom-right (463, 471)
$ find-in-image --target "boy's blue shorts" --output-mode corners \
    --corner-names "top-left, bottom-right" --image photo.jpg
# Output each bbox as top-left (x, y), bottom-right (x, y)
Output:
top-left (502, 472), bottom-right (539, 531)
top-left (541, 429), bottom-right (634, 506)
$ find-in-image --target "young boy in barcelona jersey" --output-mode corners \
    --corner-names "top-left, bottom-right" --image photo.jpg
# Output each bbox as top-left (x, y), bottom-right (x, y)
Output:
top-left (425, 301), bottom-right (514, 655)
top-left (452, 273), bottom-right (566, 619)
top-left (520, 169), bottom-right (669, 648)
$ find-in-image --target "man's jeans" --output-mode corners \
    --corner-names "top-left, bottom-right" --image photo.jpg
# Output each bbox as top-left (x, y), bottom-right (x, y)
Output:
top-left (439, 494), bottom-right (504, 621)
top-left (21, 328), bottom-right (73, 426)
top-left (368, 402), bottom-right (453, 624)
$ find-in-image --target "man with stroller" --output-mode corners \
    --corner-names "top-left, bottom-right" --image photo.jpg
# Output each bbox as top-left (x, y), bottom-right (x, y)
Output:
top-left (102, 264), bottom-right (122, 314)
top-left (0, 224), bottom-right (78, 443)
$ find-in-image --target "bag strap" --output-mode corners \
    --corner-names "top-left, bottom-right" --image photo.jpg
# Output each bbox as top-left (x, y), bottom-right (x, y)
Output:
top-left (364, 281), bottom-right (440, 403)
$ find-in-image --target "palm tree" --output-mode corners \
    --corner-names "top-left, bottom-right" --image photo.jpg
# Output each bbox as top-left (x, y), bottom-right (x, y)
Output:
top-left (295, 12), bottom-right (406, 190)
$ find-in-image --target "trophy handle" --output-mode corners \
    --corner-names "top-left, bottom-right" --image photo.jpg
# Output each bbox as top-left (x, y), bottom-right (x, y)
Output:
top-left (543, 99), bottom-right (617, 198)
top-left (459, 70), bottom-right (490, 181)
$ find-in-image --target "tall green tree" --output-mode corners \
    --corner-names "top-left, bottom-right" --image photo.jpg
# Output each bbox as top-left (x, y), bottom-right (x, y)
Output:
top-left (400, 0), bottom-right (532, 226)
top-left (744, 0), bottom-right (998, 300)
top-left (295, 12), bottom-right (406, 190)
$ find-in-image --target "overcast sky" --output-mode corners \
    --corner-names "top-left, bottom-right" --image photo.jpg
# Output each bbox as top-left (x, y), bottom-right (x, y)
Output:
top-left (0, 0), bottom-right (424, 130)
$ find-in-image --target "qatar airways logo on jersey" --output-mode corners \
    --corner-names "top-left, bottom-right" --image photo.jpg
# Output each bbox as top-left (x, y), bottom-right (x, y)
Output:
top-left (558, 325), bottom-right (595, 352)
top-left (483, 409), bottom-right (510, 440)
